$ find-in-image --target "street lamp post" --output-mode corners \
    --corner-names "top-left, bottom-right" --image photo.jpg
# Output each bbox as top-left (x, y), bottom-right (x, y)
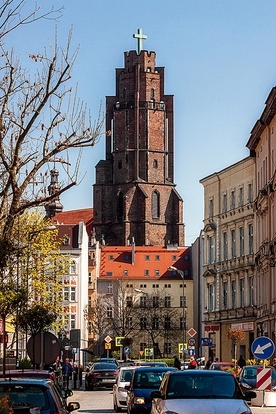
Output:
top-left (134, 288), bottom-right (151, 359)
top-left (168, 266), bottom-right (186, 360)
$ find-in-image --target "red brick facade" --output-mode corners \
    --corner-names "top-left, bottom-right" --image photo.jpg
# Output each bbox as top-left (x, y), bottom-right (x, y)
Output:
top-left (93, 49), bottom-right (184, 246)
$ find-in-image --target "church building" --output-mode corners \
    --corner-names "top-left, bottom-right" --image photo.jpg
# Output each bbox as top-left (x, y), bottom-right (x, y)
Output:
top-left (93, 29), bottom-right (185, 247)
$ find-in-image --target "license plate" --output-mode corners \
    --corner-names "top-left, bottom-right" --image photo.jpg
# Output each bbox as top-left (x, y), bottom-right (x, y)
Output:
top-left (102, 379), bottom-right (114, 382)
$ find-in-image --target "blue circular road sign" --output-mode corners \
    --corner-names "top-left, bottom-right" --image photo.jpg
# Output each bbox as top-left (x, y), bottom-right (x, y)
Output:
top-left (251, 336), bottom-right (275, 360)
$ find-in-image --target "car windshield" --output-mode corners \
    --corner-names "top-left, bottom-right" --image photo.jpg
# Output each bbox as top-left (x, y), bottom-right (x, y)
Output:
top-left (134, 371), bottom-right (167, 389)
top-left (243, 367), bottom-right (257, 378)
top-left (0, 384), bottom-right (49, 410)
top-left (166, 373), bottom-right (240, 399)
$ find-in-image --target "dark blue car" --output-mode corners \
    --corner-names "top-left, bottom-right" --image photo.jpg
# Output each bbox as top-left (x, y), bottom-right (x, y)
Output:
top-left (126, 366), bottom-right (177, 414)
top-left (238, 365), bottom-right (276, 392)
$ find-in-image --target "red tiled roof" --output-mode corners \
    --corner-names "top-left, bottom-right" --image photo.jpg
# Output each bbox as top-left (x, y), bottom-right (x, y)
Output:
top-left (99, 245), bottom-right (191, 281)
top-left (53, 208), bottom-right (93, 225)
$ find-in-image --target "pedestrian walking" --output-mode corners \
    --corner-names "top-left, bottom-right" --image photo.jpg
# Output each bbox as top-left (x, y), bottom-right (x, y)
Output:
top-left (173, 355), bottom-right (181, 370)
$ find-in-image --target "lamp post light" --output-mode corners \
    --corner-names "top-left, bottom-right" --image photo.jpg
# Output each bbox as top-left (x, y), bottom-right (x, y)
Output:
top-left (134, 288), bottom-right (151, 359)
top-left (168, 266), bottom-right (186, 360)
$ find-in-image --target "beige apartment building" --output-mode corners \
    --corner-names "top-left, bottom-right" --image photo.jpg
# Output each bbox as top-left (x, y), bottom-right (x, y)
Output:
top-left (246, 87), bottom-right (276, 343)
top-left (200, 157), bottom-right (256, 361)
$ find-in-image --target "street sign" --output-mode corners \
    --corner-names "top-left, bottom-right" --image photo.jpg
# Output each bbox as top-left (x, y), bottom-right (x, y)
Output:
top-left (124, 346), bottom-right (130, 354)
top-left (188, 328), bottom-right (197, 337)
top-left (178, 343), bottom-right (187, 353)
top-left (251, 336), bottom-right (275, 360)
top-left (105, 343), bottom-right (111, 350)
top-left (115, 336), bottom-right (125, 347)
top-left (200, 338), bottom-right (213, 347)
top-left (257, 368), bottom-right (272, 390)
top-left (188, 338), bottom-right (196, 346)
top-left (144, 348), bottom-right (153, 356)
top-left (105, 335), bottom-right (112, 343)
top-left (187, 348), bottom-right (195, 356)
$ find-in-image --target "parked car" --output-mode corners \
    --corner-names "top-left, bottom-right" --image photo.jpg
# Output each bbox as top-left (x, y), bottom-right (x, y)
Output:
top-left (150, 369), bottom-right (256, 414)
top-left (126, 366), bottom-right (177, 414)
top-left (238, 365), bottom-right (276, 392)
top-left (209, 361), bottom-right (235, 371)
top-left (113, 366), bottom-right (136, 412)
top-left (85, 362), bottom-right (119, 390)
top-left (96, 357), bottom-right (118, 365)
top-left (0, 378), bottom-right (80, 414)
top-left (180, 361), bottom-right (190, 370)
top-left (136, 362), bottom-right (168, 367)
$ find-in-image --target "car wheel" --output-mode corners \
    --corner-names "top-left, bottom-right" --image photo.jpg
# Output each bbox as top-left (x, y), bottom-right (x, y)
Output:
top-left (113, 397), bottom-right (121, 412)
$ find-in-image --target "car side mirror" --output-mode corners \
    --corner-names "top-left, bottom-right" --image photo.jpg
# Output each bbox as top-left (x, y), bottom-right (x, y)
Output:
top-left (150, 390), bottom-right (161, 399)
top-left (244, 391), bottom-right (257, 401)
top-left (67, 402), bottom-right (80, 412)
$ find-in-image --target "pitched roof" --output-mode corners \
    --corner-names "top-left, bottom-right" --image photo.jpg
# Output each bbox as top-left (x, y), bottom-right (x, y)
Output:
top-left (53, 208), bottom-right (93, 225)
top-left (99, 245), bottom-right (191, 281)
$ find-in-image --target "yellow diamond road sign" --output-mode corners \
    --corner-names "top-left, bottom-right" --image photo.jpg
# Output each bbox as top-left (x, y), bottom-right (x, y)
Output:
top-left (105, 335), bottom-right (112, 343)
top-left (188, 328), bottom-right (197, 337)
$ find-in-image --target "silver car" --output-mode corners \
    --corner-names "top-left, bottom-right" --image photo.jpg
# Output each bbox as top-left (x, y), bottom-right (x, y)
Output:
top-left (150, 370), bottom-right (256, 414)
top-left (113, 366), bottom-right (135, 412)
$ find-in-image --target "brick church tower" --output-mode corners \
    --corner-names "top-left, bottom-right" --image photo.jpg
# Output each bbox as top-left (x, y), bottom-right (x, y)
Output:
top-left (93, 30), bottom-right (184, 247)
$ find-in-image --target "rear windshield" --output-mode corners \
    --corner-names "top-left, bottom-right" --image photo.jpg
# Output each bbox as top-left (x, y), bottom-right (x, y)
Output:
top-left (0, 384), bottom-right (49, 410)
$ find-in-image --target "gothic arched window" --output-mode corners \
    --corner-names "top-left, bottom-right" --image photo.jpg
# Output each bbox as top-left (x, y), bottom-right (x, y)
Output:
top-left (152, 190), bottom-right (160, 219)
top-left (117, 191), bottom-right (123, 221)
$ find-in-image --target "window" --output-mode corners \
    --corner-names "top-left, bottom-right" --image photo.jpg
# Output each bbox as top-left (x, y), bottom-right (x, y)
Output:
top-left (223, 232), bottom-right (228, 261)
top-left (249, 277), bottom-right (254, 306)
top-left (107, 283), bottom-right (113, 294)
top-left (155, 269), bottom-right (160, 276)
top-left (140, 296), bottom-right (147, 308)
top-left (145, 255), bottom-right (150, 261)
top-left (152, 190), bottom-right (160, 218)
top-left (70, 260), bottom-right (76, 274)
top-left (209, 198), bottom-right (214, 218)
top-left (172, 255), bottom-right (177, 261)
top-left (70, 314), bottom-right (76, 329)
top-left (152, 284), bottom-right (159, 288)
top-left (184, 270), bottom-right (189, 276)
top-left (63, 236), bottom-right (70, 246)
top-left (70, 287), bottom-right (76, 301)
top-left (108, 255), bottom-right (114, 261)
top-left (222, 193), bottom-right (227, 213)
top-left (180, 316), bottom-right (186, 330)
top-left (164, 317), bottom-right (171, 330)
top-left (164, 284), bottom-right (171, 288)
top-left (153, 296), bottom-right (159, 307)
top-left (88, 296), bottom-right (92, 307)
top-left (208, 236), bottom-right (215, 263)
top-left (230, 190), bottom-right (235, 210)
top-left (248, 183), bottom-right (253, 203)
top-left (248, 224), bottom-right (253, 254)
top-left (165, 296), bottom-right (171, 308)
top-left (117, 191), bottom-right (123, 221)
top-left (153, 159), bottom-right (158, 168)
top-left (184, 255), bottom-right (189, 261)
top-left (222, 281), bottom-right (228, 309)
top-left (140, 342), bottom-right (147, 351)
top-left (238, 187), bottom-right (244, 207)
top-left (126, 317), bottom-right (132, 328)
top-left (155, 255), bottom-right (160, 261)
top-left (231, 280), bottom-right (236, 309)
top-left (152, 317), bottom-right (159, 329)
top-left (239, 227), bottom-right (244, 256)
top-left (231, 229), bottom-right (236, 258)
top-left (164, 343), bottom-right (171, 354)
top-left (106, 307), bottom-right (113, 318)
top-left (239, 278), bottom-right (245, 307)
top-left (208, 284), bottom-right (215, 311)
top-left (140, 318), bottom-right (147, 329)
top-left (64, 287), bottom-right (69, 301)
top-left (126, 296), bottom-right (132, 307)
top-left (180, 295), bottom-right (186, 307)
top-left (144, 269), bottom-right (150, 276)
top-left (106, 271), bottom-right (113, 277)
top-left (118, 160), bottom-right (122, 169)
top-left (151, 88), bottom-right (155, 99)
top-left (124, 270), bottom-right (128, 276)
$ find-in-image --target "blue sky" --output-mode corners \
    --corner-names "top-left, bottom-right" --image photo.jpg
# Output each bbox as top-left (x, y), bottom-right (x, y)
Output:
top-left (7, 1), bottom-right (276, 245)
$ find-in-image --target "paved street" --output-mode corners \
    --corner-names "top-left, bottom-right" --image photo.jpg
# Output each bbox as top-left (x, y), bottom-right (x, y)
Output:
top-left (68, 388), bottom-right (276, 414)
